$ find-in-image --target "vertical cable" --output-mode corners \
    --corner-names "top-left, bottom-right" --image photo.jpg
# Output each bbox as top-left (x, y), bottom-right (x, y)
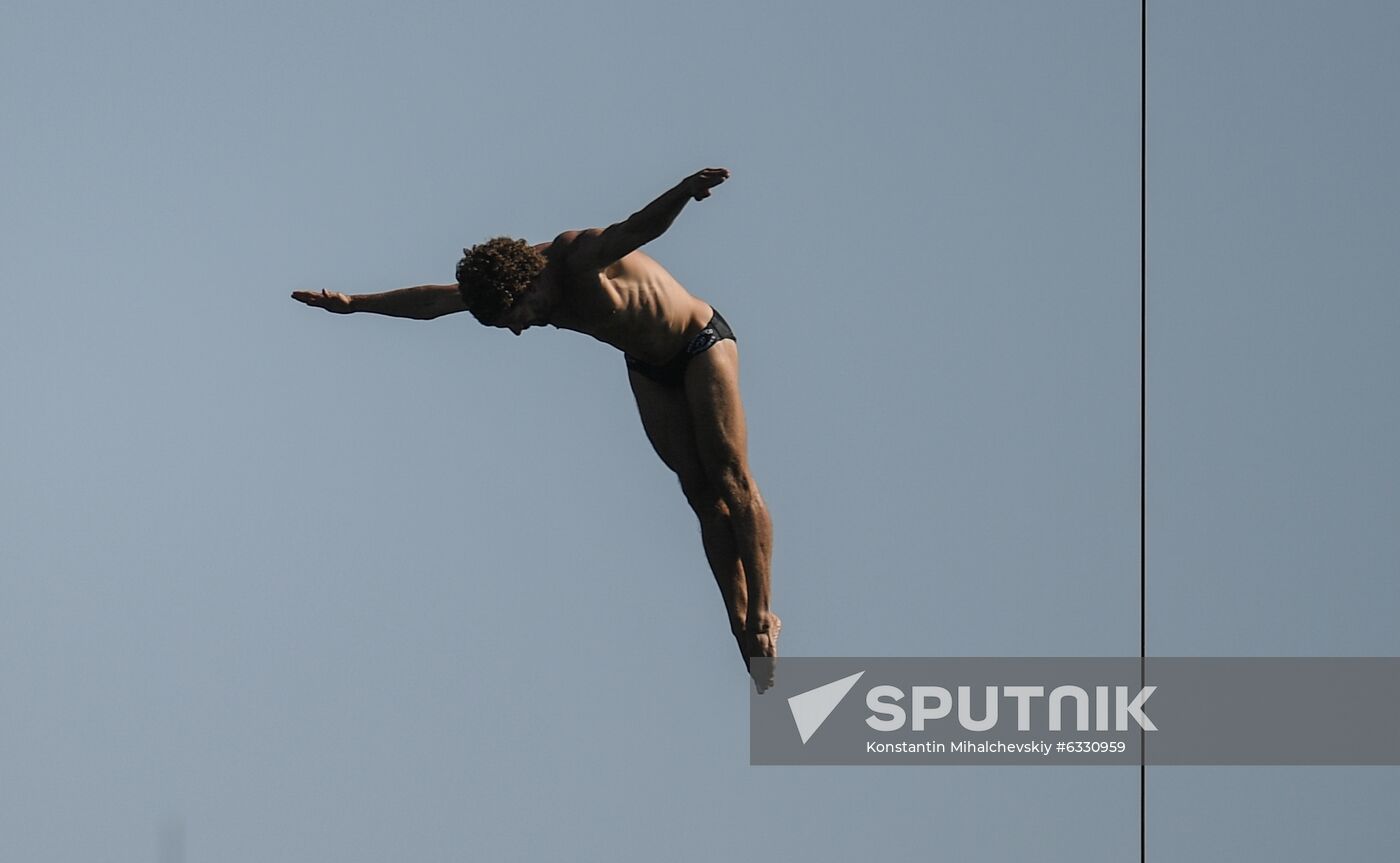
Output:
top-left (1139, 2), bottom-right (1149, 862)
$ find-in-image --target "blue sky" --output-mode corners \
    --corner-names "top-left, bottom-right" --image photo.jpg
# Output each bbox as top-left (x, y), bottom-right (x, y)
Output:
top-left (2, 1), bottom-right (1396, 860)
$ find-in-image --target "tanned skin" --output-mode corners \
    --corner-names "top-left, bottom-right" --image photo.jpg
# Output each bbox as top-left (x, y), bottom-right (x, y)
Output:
top-left (293, 168), bottom-right (780, 690)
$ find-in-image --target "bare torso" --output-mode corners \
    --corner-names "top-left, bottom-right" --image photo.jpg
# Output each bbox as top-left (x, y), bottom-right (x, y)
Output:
top-left (536, 242), bottom-right (713, 364)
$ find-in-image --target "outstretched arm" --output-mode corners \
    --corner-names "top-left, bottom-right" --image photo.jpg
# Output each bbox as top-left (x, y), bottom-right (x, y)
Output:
top-left (565, 167), bottom-right (730, 271)
top-left (291, 284), bottom-right (467, 320)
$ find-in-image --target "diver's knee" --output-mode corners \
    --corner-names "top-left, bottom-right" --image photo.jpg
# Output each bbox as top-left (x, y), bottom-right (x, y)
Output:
top-left (678, 472), bottom-right (724, 517)
top-left (714, 462), bottom-right (759, 509)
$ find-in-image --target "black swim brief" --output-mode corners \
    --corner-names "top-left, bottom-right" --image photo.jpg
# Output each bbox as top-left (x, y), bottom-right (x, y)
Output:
top-left (625, 309), bottom-right (736, 388)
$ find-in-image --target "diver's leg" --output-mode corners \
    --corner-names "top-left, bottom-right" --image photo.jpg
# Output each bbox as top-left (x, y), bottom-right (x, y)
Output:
top-left (628, 369), bottom-right (749, 662)
top-left (682, 341), bottom-right (779, 686)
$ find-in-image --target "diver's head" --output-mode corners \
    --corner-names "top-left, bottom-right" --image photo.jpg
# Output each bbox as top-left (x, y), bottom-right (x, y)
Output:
top-left (455, 237), bottom-right (548, 330)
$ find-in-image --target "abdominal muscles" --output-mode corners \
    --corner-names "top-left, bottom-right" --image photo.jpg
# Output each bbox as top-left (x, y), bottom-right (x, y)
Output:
top-left (569, 253), bottom-right (708, 362)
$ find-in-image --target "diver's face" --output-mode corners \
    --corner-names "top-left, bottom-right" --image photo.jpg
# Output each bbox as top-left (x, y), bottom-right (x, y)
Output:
top-left (496, 287), bottom-right (550, 336)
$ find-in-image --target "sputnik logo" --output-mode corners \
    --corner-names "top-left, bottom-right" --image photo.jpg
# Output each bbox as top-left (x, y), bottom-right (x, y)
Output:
top-left (787, 671), bottom-right (866, 744)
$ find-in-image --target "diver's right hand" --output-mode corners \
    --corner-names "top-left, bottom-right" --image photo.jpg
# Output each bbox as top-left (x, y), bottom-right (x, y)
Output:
top-left (291, 289), bottom-right (354, 313)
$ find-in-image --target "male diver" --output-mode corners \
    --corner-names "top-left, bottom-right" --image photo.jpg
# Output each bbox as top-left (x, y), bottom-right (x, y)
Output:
top-left (293, 168), bottom-right (780, 690)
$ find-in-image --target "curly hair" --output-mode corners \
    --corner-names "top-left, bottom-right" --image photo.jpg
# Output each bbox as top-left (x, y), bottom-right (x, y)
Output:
top-left (455, 237), bottom-right (547, 325)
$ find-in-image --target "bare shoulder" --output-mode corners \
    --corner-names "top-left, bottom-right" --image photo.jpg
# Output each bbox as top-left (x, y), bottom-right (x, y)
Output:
top-left (548, 228), bottom-right (614, 273)
top-left (548, 229), bottom-right (594, 254)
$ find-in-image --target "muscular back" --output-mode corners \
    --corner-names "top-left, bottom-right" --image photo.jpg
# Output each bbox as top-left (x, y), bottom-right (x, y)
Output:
top-left (541, 238), bottom-right (714, 364)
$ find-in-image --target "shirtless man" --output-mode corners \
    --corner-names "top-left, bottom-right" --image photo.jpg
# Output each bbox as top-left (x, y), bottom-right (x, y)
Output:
top-left (293, 168), bottom-right (779, 690)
